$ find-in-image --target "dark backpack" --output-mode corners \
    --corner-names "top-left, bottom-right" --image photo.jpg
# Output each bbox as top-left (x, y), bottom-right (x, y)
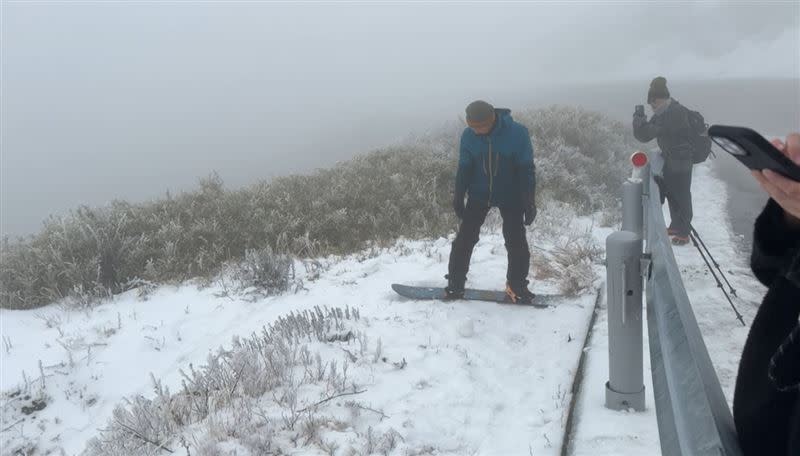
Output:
top-left (686, 109), bottom-right (712, 163)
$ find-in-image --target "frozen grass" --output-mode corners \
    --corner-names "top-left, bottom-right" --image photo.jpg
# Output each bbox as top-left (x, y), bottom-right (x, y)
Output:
top-left (1, 234), bottom-right (602, 455)
top-left (1, 105), bottom-right (636, 312)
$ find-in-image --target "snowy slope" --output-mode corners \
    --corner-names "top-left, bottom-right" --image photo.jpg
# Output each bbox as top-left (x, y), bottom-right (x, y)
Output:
top-left (1, 231), bottom-right (601, 455)
top-left (569, 161), bottom-right (764, 455)
top-left (1, 160), bottom-right (760, 456)
top-left (0, 159), bottom-right (763, 455)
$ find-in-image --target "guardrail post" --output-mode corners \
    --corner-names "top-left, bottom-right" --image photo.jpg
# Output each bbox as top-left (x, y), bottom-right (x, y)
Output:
top-left (622, 179), bottom-right (644, 237)
top-left (629, 152), bottom-right (650, 241)
top-left (641, 162), bottom-right (651, 198)
top-left (605, 230), bottom-right (645, 411)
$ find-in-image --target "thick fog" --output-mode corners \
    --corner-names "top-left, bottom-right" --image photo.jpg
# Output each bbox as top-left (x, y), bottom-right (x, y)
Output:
top-left (2, 2), bottom-right (799, 237)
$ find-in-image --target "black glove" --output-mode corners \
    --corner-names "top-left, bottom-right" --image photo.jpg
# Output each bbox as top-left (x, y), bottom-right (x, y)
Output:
top-left (453, 191), bottom-right (466, 219)
top-left (522, 192), bottom-right (537, 226)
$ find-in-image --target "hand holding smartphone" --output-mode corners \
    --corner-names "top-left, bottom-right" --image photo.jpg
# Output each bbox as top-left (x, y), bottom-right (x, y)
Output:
top-left (707, 125), bottom-right (800, 182)
top-left (711, 127), bottom-right (800, 226)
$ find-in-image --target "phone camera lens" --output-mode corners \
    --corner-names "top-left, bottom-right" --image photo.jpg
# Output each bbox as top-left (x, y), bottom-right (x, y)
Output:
top-left (713, 137), bottom-right (748, 156)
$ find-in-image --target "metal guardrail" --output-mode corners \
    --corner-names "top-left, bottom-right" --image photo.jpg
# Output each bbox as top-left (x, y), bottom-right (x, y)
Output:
top-left (605, 159), bottom-right (743, 456)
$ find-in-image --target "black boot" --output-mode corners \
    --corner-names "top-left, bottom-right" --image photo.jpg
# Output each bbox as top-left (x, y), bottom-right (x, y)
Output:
top-left (444, 274), bottom-right (465, 300)
top-left (506, 280), bottom-right (535, 304)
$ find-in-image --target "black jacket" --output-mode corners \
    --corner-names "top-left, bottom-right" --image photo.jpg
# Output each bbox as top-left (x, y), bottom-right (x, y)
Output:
top-left (734, 199), bottom-right (800, 456)
top-left (632, 99), bottom-right (693, 172)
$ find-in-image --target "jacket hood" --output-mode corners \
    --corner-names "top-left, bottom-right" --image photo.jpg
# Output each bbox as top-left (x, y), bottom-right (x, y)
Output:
top-left (491, 108), bottom-right (513, 136)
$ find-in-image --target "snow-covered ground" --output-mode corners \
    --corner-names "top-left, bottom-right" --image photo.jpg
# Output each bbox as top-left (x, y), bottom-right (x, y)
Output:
top-left (569, 161), bottom-right (764, 455)
top-left (1, 228), bottom-right (602, 455)
top-left (0, 160), bottom-right (764, 456)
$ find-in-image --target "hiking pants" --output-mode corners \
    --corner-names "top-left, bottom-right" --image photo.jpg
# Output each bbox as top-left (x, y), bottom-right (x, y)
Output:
top-left (447, 199), bottom-right (530, 285)
top-left (656, 166), bottom-right (693, 237)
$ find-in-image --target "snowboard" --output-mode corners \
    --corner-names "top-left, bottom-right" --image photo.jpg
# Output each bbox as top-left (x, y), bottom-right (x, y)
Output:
top-left (391, 284), bottom-right (558, 308)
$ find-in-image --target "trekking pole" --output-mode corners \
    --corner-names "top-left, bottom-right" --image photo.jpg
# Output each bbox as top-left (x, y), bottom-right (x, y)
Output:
top-left (660, 174), bottom-right (739, 297)
top-left (689, 232), bottom-right (746, 326)
top-left (658, 176), bottom-right (745, 324)
top-left (688, 224), bottom-right (737, 296)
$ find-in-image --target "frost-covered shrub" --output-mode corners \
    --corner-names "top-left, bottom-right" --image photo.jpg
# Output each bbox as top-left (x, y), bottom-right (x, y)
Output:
top-left (515, 105), bottom-right (637, 212)
top-left (230, 247), bottom-right (295, 297)
top-left (0, 150), bottom-right (453, 309)
top-left (84, 306), bottom-right (370, 456)
top-left (532, 224), bottom-right (603, 296)
top-left (1, 105), bottom-right (634, 309)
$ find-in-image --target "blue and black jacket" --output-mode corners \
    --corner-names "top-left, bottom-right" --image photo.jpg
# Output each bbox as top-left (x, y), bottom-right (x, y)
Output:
top-left (455, 108), bottom-right (536, 208)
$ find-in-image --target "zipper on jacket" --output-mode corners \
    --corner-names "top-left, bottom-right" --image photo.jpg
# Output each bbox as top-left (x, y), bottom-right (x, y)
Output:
top-left (488, 137), bottom-right (493, 207)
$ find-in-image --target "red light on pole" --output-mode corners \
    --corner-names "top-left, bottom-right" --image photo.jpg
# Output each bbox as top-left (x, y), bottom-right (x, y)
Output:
top-left (631, 151), bottom-right (648, 168)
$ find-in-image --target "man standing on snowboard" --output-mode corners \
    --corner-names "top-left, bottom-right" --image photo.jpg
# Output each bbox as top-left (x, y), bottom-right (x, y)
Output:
top-left (445, 100), bottom-right (537, 303)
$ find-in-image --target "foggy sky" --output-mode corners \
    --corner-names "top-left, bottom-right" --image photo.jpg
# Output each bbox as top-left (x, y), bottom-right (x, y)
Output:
top-left (2, 1), bottom-right (799, 237)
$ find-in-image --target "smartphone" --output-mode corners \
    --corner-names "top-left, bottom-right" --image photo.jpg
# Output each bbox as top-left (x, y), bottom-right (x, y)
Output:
top-left (707, 125), bottom-right (800, 182)
top-left (635, 105), bottom-right (645, 116)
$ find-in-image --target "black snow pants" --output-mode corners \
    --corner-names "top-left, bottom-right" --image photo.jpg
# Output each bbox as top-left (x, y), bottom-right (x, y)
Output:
top-left (447, 199), bottom-right (530, 286)
top-left (655, 165), bottom-right (693, 237)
